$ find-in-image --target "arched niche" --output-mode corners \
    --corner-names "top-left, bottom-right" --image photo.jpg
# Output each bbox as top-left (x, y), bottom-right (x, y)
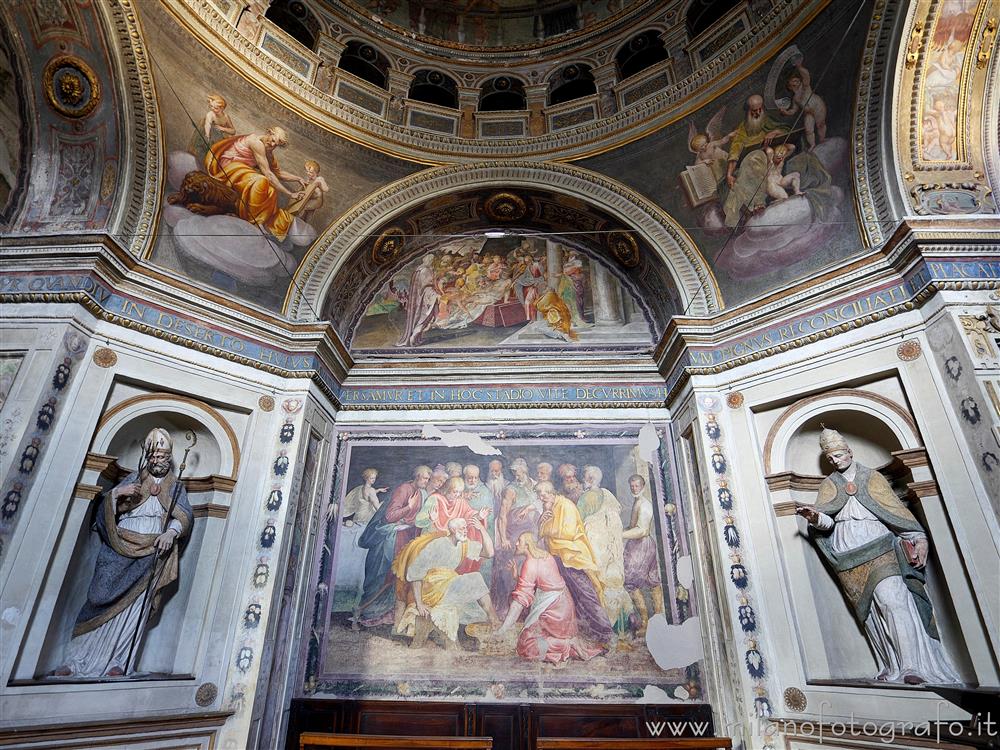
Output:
top-left (286, 161), bottom-right (721, 326)
top-left (93, 393), bottom-right (240, 482)
top-left (762, 388), bottom-right (973, 684)
top-left (764, 389), bottom-right (921, 476)
top-left (27, 394), bottom-right (239, 680)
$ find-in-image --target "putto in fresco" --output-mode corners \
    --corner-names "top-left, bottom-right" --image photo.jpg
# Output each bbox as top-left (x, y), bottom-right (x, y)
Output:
top-left (54, 428), bottom-right (193, 678)
top-left (318, 436), bottom-right (699, 702)
top-left (796, 427), bottom-right (961, 685)
top-left (677, 47), bottom-right (848, 277)
top-left (160, 93), bottom-right (327, 293)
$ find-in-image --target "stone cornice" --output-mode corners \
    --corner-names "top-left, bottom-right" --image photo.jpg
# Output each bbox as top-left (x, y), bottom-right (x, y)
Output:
top-left (3, 221), bottom-right (996, 409)
top-left (655, 218), bottom-right (1000, 401)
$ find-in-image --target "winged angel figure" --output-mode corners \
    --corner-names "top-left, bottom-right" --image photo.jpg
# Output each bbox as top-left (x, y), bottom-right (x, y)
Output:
top-left (687, 106), bottom-right (733, 183)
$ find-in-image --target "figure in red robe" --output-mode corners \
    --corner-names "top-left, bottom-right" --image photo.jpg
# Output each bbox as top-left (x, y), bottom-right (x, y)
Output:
top-left (415, 477), bottom-right (489, 573)
top-left (496, 532), bottom-right (603, 664)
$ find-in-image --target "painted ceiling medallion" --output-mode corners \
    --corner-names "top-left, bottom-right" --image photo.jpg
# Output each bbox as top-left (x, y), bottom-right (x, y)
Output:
top-left (43, 54), bottom-right (101, 118)
top-left (607, 230), bottom-right (640, 268)
top-left (371, 227), bottom-right (406, 265)
top-left (483, 192), bottom-right (527, 222)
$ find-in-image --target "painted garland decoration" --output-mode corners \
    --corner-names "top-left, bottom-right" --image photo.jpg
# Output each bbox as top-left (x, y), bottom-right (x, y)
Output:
top-left (697, 395), bottom-right (775, 732)
top-left (220, 397), bottom-right (302, 746)
top-left (0, 332), bottom-right (87, 561)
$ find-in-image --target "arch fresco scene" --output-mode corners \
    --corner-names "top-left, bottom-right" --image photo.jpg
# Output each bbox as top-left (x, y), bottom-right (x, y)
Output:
top-left (352, 235), bottom-right (655, 352)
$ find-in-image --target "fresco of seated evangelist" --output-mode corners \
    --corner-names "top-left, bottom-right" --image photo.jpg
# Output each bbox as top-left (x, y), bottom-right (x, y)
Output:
top-left (352, 236), bottom-right (653, 352)
top-left (141, 2), bottom-right (419, 310)
top-left (0, 32), bottom-right (21, 219)
top-left (305, 428), bottom-right (705, 703)
top-left (579, 1), bottom-right (868, 306)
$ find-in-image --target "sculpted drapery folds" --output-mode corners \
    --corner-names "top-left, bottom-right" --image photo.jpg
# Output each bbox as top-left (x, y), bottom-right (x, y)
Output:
top-left (55, 428), bottom-right (193, 678)
top-left (797, 427), bottom-right (961, 685)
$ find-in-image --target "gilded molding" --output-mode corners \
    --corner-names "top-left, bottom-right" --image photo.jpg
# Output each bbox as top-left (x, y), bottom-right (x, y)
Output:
top-left (100, 0), bottom-right (163, 260)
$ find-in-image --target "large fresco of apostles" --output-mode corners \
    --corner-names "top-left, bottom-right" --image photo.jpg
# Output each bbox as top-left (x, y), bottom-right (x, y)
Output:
top-left (315, 434), bottom-right (704, 702)
top-left (352, 236), bottom-right (652, 351)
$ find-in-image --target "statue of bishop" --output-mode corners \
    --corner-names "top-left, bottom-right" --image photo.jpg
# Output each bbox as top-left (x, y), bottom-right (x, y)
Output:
top-left (55, 428), bottom-right (193, 677)
top-left (796, 427), bottom-right (961, 685)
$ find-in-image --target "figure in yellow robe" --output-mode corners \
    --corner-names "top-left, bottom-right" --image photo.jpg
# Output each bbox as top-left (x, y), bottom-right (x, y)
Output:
top-left (206, 127), bottom-right (302, 242)
top-left (536, 482), bottom-right (615, 643)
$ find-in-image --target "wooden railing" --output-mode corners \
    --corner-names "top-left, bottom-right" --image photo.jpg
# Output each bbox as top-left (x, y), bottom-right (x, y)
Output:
top-left (301, 733), bottom-right (493, 749)
top-left (536, 739), bottom-right (733, 749)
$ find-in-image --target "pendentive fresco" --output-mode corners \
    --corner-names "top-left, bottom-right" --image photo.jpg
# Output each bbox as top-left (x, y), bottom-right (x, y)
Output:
top-left (582, 0), bottom-right (870, 305)
top-left (142, 2), bottom-right (420, 311)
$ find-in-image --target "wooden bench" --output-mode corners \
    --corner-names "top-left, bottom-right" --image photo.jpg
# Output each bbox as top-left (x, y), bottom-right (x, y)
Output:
top-left (301, 733), bottom-right (493, 749)
top-left (536, 739), bottom-right (732, 749)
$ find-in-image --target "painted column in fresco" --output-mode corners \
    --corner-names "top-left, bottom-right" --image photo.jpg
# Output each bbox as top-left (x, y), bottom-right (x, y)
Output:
top-left (546, 240), bottom-right (562, 288)
top-left (592, 262), bottom-right (625, 325)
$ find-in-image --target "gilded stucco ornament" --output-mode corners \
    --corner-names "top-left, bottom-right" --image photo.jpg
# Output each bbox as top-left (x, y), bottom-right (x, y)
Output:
top-left (783, 686), bottom-right (807, 711)
top-left (258, 395), bottom-right (275, 412)
top-left (195, 682), bottom-right (218, 706)
top-left (371, 227), bottom-right (406, 265)
top-left (92, 347), bottom-right (118, 368)
top-left (896, 340), bottom-right (922, 361)
top-left (607, 231), bottom-right (640, 269)
top-left (43, 55), bottom-right (101, 118)
top-left (910, 182), bottom-right (994, 215)
top-left (977, 17), bottom-right (997, 68)
top-left (482, 192), bottom-right (528, 222)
